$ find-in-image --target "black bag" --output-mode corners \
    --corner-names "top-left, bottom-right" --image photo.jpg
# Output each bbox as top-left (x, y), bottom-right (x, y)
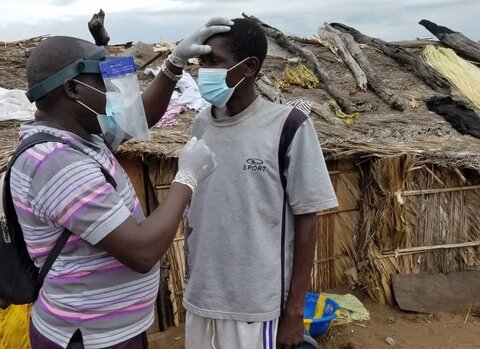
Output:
top-left (0, 132), bottom-right (116, 304)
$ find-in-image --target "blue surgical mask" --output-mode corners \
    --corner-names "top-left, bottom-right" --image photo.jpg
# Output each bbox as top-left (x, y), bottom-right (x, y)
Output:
top-left (100, 92), bottom-right (128, 151)
top-left (74, 80), bottom-right (126, 151)
top-left (197, 57), bottom-right (250, 107)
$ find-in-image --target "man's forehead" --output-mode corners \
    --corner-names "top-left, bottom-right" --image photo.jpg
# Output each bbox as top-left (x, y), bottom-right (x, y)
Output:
top-left (203, 36), bottom-right (231, 58)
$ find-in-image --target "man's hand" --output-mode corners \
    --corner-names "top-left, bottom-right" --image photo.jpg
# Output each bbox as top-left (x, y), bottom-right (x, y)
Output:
top-left (276, 305), bottom-right (305, 349)
top-left (169, 17), bottom-right (233, 67)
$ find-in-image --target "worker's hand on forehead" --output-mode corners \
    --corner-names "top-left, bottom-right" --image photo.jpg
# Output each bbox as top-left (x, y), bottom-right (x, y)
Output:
top-left (169, 17), bottom-right (233, 67)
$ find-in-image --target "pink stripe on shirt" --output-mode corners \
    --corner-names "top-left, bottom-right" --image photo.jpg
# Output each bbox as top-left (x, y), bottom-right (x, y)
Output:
top-left (57, 183), bottom-right (111, 225)
top-left (38, 293), bottom-right (156, 321)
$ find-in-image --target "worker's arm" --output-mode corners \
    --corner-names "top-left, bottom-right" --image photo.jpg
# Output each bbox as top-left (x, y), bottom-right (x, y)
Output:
top-left (142, 17), bottom-right (232, 128)
top-left (98, 182), bottom-right (191, 273)
top-left (276, 212), bottom-right (317, 349)
top-left (98, 137), bottom-right (216, 273)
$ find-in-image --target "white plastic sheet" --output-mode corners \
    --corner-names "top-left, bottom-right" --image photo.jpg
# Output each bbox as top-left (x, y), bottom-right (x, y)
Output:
top-left (144, 68), bottom-right (209, 111)
top-left (0, 88), bottom-right (35, 121)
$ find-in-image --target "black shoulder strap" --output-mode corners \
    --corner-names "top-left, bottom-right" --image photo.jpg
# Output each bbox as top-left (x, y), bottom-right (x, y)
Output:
top-left (277, 107), bottom-right (308, 312)
top-left (4, 132), bottom-right (117, 296)
top-left (278, 107), bottom-right (308, 191)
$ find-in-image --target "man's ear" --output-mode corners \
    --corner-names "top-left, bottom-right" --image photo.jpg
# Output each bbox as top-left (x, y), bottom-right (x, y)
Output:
top-left (63, 79), bottom-right (80, 100)
top-left (245, 57), bottom-right (260, 78)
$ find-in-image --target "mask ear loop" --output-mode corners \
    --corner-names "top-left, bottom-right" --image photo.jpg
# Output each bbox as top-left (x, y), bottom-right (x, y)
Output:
top-left (227, 56), bottom-right (252, 72)
top-left (233, 76), bottom-right (246, 88)
top-left (76, 100), bottom-right (101, 116)
top-left (226, 57), bottom-right (251, 89)
top-left (72, 79), bottom-right (106, 116)
top-left (73, 79), bottom-right (106, 95)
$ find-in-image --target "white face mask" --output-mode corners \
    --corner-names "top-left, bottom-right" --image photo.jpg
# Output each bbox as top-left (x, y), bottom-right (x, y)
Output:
top-left (197, 57), bottom-right (250, 108)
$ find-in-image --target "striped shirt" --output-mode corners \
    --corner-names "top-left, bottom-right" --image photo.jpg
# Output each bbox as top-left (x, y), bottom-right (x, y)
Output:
top-left (10, 125), bottom-right (159, 349)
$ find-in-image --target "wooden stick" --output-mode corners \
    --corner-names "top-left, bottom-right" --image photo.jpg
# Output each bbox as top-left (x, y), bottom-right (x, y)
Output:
top-left (324, 23), bottom-right (407, 111)
top-left (423, 166), bottom-right (445, 187)
top-left (388, 40), bottom-right (442, 48)
top-left (464, 305), bottom-right (472, 324)
top-left (88, 9), bottom-right (110, 46)
top-left (454, 168), bottom-right (467, 183)
top-left (313, 254), bottom-right (346, 264)
top-left (288, 35), bottom-right (321, 45)
top-left (318, 27), bottom-right (367, 91)
top-left (328, 169), bottom-right (359, 175)
top-left (317, 207), bottom-right (358, 216)
top-left (419, 19), bottom-right (480, 63)
top-left (242, 13), bottom-right (357, 114)
top-left (398, 184), bottom-right (480, 197)
top-left (331, 23), bottom-right (450, 93)
top-left (256, 76), bottom-right (285, 103)
top-left (0, 34), bottom-right (49, 46)
top-left (382, 240), bottom-right (480, 257)
top-left (155, 185), bottom-right (171, 190)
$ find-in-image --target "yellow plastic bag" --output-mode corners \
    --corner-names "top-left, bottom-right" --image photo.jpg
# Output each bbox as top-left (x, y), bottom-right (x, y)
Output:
top-left (0, 304), bottom-right (31, 349)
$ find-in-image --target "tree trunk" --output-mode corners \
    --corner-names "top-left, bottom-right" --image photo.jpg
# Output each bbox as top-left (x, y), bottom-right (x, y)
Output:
top-left (325, 23), bottom-right (407, 111)
top-left (318, 28), bottom-right (367, 91)
top-left (331, 22), bottom-right (450, 93)
top-left (419, 19), bottom-right (480, 63)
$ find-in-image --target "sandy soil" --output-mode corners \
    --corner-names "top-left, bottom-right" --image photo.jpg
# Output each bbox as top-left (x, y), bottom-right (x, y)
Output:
top-left (319, 295), bottom-right (480, 349)
top-left (148, 292), bottom-right (480, 349)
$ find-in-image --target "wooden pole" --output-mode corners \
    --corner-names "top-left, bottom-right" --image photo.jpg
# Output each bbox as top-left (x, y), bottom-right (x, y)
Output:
top-left (397, 184), bottom-right (480, 197)
top-left (382, 240), bottom-right (480, 257)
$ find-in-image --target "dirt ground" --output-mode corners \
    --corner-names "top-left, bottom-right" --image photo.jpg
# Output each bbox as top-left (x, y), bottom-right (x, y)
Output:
top-left (148, 292), bottom-right (480, 349)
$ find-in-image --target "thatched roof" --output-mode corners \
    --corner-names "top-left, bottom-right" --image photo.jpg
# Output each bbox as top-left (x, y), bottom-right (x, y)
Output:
top-left (1, 34), bottom-right (480, 171)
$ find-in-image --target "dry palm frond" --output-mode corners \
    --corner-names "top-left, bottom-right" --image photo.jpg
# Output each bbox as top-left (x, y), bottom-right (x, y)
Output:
top-left (422, 45), bottom-right (480, 110)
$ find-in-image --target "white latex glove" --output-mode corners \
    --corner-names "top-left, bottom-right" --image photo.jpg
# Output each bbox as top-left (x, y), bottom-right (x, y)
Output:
top-left (173, 137), bottom-right (217, 192)
top-left (169, 17), bottom-right (233, 67)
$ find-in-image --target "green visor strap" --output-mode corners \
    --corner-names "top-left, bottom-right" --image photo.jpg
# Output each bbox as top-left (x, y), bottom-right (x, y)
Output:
top-left (26, 46), bottom-right (113, 102)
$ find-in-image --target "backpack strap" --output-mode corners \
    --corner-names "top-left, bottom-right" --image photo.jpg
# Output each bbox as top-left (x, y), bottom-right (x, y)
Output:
top-left (278, 108), bottom-right (308, 191)
top-left (4, 132), bottom-right (117, 297)
top-left (35, 230), bottom-right (71, 296)
top-left (277, 107), bottom-right (308, 312)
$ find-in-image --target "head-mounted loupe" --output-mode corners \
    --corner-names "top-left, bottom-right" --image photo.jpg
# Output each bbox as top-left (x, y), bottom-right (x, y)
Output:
top-left (26, 46), bottom-right (116, 102)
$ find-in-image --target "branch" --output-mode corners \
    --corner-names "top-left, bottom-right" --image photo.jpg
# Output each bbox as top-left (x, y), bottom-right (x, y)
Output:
top-left (242, 13), bottom-right (357, 114)
top-left (331, 22), bottom-right (450, 93)
top-left (325, 23), bottom-right (407, 111)
top-left (318, 27), bottom-right (367, 91)
top-left (88, 9), bottom-right (110, 46)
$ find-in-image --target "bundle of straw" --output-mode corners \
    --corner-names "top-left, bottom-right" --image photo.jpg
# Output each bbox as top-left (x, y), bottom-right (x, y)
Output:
top-left (422, 45), bottom-right (480, 110)
top-left (276, 64), bottom-right (320, 92)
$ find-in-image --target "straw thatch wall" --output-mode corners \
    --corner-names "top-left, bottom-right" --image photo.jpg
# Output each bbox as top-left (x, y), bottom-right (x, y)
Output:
top-left (358, 156), bottom-right (480, 304)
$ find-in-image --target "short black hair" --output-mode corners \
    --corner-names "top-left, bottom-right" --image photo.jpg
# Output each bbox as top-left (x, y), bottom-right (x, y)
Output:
top-left (218, 18), bottom-right (268, 71)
